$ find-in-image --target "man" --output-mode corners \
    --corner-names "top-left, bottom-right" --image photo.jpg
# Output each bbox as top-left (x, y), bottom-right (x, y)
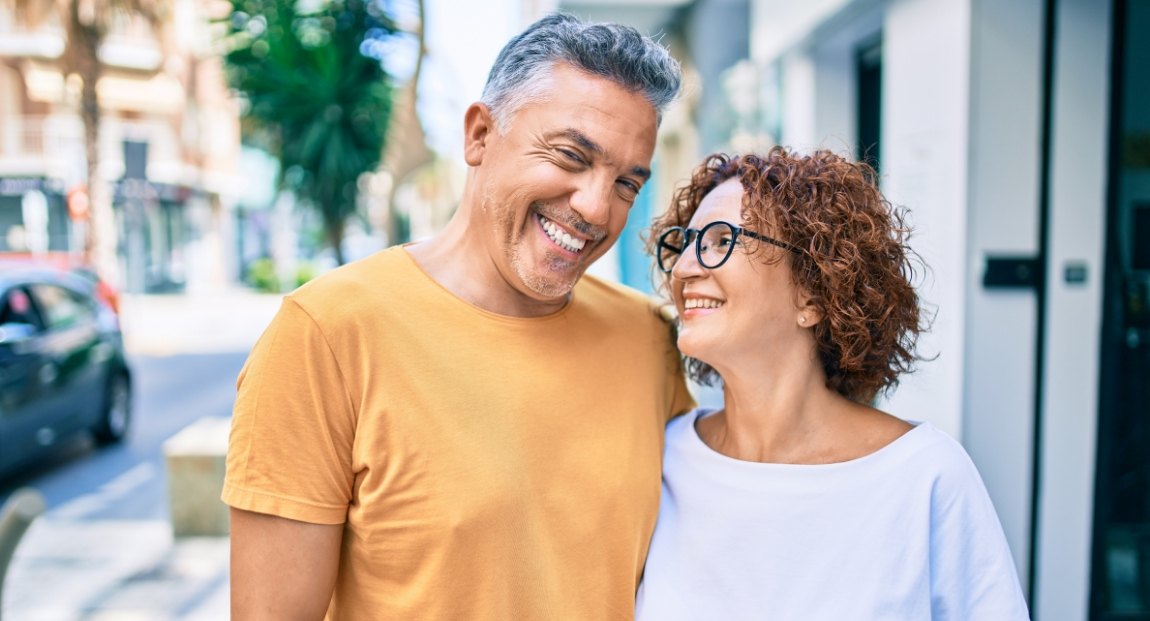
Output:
top-left (224, 13), bottom-right (692, 620)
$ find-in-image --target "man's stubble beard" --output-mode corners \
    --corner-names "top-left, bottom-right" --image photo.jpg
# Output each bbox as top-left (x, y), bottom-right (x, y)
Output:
top-left (490, 195), bottom-right (585, 300)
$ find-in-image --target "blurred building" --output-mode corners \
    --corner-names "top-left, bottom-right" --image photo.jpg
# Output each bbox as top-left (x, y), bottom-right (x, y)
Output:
top-left (731, 0), bottom-right (1143, 618)
top-left (0, 0), bottom-right (243, 293)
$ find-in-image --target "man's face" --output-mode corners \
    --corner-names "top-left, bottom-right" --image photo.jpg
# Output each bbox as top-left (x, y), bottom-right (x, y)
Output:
top-left (464, 63), bottom-right (659, 306)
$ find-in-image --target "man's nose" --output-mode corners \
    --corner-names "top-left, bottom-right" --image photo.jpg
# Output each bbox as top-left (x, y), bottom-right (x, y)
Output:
top-left (569, 175), bottom-right (614, 227)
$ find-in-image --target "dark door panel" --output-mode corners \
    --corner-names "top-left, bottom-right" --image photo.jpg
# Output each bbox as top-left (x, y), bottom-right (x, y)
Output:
top-left (1091, 0), bottom-right (1150, 617)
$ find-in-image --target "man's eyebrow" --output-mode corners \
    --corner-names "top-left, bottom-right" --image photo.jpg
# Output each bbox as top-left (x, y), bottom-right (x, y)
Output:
top-left (553, 128), bottom-right (651, 180)
top-left (556, 128), bottom-right (603, 156)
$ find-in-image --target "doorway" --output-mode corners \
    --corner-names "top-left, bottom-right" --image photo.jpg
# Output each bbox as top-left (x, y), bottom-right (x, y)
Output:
top-left (1090, 0), bottom-right (1150, 618)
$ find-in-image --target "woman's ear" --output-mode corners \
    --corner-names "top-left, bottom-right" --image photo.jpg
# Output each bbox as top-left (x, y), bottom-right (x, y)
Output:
top-left (796, 290), bottom-right (824, 328)
top-left (463, 103), bottom-right (495, 167)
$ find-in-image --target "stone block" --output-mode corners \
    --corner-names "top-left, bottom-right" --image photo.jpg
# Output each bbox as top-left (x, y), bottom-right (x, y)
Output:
top-left (164, 417), bottom-right (230, 537)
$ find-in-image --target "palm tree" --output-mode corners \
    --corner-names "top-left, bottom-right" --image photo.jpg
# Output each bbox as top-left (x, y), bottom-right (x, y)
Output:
top-left (220, 0), bottom-right (395, 265)
top-left (7, 0), bottom-right (164, 278)
top-left (379, 0), bottom-right (430, 247)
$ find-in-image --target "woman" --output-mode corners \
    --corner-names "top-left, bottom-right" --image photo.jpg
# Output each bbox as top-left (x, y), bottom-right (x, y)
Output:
top-left (636, 148), bottom-right (1029, 620)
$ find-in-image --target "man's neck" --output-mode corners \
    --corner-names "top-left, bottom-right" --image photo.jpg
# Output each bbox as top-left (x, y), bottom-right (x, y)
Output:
top-left (403, 222), bottom-right (571, 318)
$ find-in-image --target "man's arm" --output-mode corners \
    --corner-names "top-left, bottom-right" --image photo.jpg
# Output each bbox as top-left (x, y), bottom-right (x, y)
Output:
top-left (230, 507), bottom-right (344, 621)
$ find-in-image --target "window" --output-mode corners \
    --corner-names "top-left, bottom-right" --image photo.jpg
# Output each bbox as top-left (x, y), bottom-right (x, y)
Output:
top-left (0, 287), bottom-right (44, 330)
top-left (29, 284), bottom-right (95, 330)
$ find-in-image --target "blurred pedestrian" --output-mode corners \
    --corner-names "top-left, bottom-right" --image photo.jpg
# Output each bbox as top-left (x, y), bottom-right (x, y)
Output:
top-left (636, 148), bottom-right (1030, 620)
top-left (224, 13), bottom-right (692, 621)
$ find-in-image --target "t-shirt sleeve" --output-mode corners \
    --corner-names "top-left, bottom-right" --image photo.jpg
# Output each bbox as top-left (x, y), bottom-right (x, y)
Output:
top-left (222, 296), bottom-right (357, 525)
top-left (929, 444), bottom-right (1031, 620)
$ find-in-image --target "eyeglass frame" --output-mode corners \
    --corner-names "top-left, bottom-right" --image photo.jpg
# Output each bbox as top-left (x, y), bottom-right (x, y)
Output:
top-left (655, 220), bottom-right (803, 274)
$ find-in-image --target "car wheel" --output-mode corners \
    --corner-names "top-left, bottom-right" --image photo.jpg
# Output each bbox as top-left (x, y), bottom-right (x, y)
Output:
top-left (94, 371), bottom-right (131, 445)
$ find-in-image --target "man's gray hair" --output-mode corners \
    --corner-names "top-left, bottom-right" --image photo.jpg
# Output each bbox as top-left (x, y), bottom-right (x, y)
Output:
top-left (480, 13), bottom-right (682, 132)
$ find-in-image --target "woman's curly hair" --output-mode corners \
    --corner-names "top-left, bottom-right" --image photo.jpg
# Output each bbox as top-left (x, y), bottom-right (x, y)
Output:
top-left (647, 146), bottom-right (926, 404)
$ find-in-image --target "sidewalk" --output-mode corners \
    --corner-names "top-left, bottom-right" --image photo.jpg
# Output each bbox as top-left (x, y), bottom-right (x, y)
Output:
top-left (5, 520), bottom-right (229, 621)
top-left (2, 287), bottom-right (283, 621)
top-left (119, 287), bottom-right (285, 356)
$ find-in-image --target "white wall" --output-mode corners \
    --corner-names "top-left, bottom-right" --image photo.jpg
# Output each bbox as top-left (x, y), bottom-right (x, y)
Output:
top-left (779, 52), bottom-right (817, 149)
top-left (0, 65), bottom-right (17, 156)
top-left (1033, 0), bottom-right (1112, 617)
top-left (874, 0), bottom-right (972, 440)
top-left (811, 45), bottom-right (856, 155)
top-left (962, 0), bottom-right (1045, 588)
top-left (751, 0), bottom-right (854, 61)
top-left (771, 1), bottom-right (880, 154)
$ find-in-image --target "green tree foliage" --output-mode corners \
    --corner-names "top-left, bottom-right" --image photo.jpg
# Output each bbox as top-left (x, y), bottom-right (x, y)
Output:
top-left (221, 0), bottom-right (395, 264)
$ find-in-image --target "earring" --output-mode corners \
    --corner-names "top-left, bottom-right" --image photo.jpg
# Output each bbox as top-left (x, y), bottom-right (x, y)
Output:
top-left (798, 315), bottom-right (806, 325)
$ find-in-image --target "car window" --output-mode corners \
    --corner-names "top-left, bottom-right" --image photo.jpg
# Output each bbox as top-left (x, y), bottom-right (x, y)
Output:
top-left (29, 284), bottom-right (96, 330)
top-left (0, 287), bottom-right (45, 330)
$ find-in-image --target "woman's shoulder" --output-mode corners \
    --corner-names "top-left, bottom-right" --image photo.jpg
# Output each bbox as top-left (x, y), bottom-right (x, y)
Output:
top-left (834, 405), bottom-right (916, 461)
top-left (884, 421), bottom-right (993, 498)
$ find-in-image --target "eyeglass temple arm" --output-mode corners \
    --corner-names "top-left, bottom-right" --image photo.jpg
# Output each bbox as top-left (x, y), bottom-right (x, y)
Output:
top-left (740, 230), bottom-right (803, 254)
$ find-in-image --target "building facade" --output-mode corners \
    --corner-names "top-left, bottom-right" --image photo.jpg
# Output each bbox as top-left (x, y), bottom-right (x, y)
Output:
top-left (0, 0), bottom-right (243, 293)
top-left (745, 0), bottom-right (1146, 618)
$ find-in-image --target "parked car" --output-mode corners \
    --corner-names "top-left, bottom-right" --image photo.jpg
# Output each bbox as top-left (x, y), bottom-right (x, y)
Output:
top-left (0, 252), bottom-right (122, 315)
top-left (0, 262), bottom-right (132, 478)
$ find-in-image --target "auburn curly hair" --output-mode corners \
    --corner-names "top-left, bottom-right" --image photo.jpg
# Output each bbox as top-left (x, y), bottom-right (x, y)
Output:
top-left (647, 147), bottom-right (926, 404)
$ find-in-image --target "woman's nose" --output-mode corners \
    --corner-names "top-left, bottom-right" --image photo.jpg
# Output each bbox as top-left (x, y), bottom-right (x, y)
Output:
top-left (671, 244), bottom-right (705, 280)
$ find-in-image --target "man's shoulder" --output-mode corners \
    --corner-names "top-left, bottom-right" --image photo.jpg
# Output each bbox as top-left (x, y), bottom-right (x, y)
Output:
top-left (284, 247), bottom-right (417, 323)
top-left (292, 247), bottom-right (409, 299)
top-left (575, 274), bottom-right (658, 311)
top-left (573, 275), bottom-right (675, 330)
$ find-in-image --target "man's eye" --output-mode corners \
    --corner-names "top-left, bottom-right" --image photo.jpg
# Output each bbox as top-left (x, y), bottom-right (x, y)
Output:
top-left (558, 149), bottom-right (585, 164)
top-left (617, 179), bottom-right (641, 199)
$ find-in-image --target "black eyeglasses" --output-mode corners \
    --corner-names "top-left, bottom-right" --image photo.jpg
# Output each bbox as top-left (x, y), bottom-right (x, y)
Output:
top-left (656, 221), bottom-right (802, 273)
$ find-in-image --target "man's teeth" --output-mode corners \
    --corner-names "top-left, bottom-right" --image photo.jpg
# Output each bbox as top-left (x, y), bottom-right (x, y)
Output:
top-left (540, 216), bottom-right (586, 253)
top-left (684, 298), bottom-right (724, 309)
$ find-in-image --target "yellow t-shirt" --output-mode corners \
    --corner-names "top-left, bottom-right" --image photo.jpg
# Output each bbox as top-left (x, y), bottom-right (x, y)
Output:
top-left (223, 246), bottom-right (693, 620)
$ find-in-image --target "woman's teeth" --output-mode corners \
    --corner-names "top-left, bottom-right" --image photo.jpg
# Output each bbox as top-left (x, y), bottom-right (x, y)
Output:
top-left (684, 298), bottom-right (724, 309)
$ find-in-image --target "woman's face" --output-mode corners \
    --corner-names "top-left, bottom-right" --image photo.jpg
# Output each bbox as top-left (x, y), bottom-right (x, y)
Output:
top-left (670, 178), bottom-right (807, 372)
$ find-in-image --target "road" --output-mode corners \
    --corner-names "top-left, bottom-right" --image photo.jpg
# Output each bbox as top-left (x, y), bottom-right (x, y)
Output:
top-left (0, 351), bottom-right (249, 517)
top-left (0, 288), bottom-right (282, 620)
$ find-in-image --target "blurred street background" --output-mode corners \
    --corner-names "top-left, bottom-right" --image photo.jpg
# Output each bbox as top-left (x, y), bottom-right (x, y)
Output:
top-left (0, 0), bottom-right (1147, 619)
top-left (1, 289), bottom-right (280, 619)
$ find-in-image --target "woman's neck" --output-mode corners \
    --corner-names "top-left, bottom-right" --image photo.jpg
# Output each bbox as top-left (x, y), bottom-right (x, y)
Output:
top-left (697, 347), bottom-right (911, 464)
top-left (700, 358), bottom-right (844, 464)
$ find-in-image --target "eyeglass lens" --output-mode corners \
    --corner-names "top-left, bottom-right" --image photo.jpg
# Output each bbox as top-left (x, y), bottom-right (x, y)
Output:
top-left (658, 221), bottom-right (741, 273)
top-left (658, 227), bottom-right (685, 273)
top-left (696, 222), bottom-right (738, 268)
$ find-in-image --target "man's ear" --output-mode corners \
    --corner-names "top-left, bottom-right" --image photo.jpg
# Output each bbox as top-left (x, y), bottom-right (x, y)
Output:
top-left (463, 103), bottom-right (495, 166)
